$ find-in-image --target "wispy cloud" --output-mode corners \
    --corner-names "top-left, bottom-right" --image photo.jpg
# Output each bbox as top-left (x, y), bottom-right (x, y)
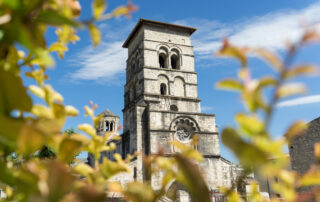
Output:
top-left (176, 2), bottom-right (320, 58)
top-left (68, 20), bottom-right (134, 83)
top-left (70, 41), bottom-right (126, 82)
top-left (201, 106), bottom-right (213, 112)
top-left (277, 95), bottom-right (320, 107)
top-left (70, 2), bottom-right (320, 83)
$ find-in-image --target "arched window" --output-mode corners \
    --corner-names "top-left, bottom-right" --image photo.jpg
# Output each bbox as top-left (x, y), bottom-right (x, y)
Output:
top-left (105, 121), bottom-right (110, 131)
top-left (160, 83), bottom-right (167, 95)
top-left (159, 53), bottom-right (166, 68)
top-left (170, 105), bottom-right (178, 111)
top-left (158, 46), bottom-right (168, 68)
top-left (110, 122), bottom-right (114, 131)
top-left (171, 54), bottom-right (179, 69)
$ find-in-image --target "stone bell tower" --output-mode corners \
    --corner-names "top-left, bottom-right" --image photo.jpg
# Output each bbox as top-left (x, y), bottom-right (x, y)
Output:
top-left (120, 19), bottom-right (229, 190)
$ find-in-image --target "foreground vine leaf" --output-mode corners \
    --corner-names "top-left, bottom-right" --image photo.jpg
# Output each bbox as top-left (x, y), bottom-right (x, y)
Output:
top-left (0, 70), bottom-right (32, 115)
top-left (222, 127), bottom-right (267, 169)
top-left (175, 154), bottom-right (211, 202)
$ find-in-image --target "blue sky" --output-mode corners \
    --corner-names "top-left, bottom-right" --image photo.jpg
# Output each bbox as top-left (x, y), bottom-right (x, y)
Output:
top-left (36, 0), bottom-right (320, 162)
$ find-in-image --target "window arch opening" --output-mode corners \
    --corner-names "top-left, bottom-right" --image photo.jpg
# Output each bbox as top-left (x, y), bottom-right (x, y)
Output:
top-left (110, 122), bottom-right (114, 131)
top-left (159, 53), bottom-right (167, 68)
top-left (171, 55), bottom-right (179, 69)
top-left (160, 83), bottom-right (167, 95)
top-left (105, 121), bottom-right (110, 131)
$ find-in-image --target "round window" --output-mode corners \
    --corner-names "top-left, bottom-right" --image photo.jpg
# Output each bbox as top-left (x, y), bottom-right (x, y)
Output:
top-left (175, 126), bottom-right (192, 142)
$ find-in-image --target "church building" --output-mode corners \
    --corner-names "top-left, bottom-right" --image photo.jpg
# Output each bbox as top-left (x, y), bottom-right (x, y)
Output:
top-left (89, 19), bottom-right (241, 200)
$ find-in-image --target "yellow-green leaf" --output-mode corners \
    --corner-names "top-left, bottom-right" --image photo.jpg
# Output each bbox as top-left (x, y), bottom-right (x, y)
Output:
top-left (284, 65), bottom-right (318, 79)
top-left (0, 70), bottom-right (32, 114)
top-left (300, 168), bottom-right (320, 187)
top-left (18, 124), bottom-right (45, 155)
top-left (254, 48), bottom-right (283, 72)
top-left (92, 0), bottom-right (106, 19)
top-left (315, 143), bottom-right (320, 162)
top-left (285, 121), bottom-right (308, 142)
top-left (175, 154), bottom-right (211, 202)
top-left (58, 136), bottom-right (83, 163)
top-left (65, 105), bottom-right (79, 117)
top-left (31, 104), bottom-right (53, 119)
top-left (49, 42), bottom-right (68, 59)
top-left (216, 79), bottom-right (243, 92)
top-left (100, 157), bottom-right (130, 179)
top-left (235, 113), bottom-right (264, 136)
top-left (72, 163), bottom-right (94, 177)
top-left (222, 127), bottom-right (268, 168)
top-left (87, 23), bottom-right (101, 47)
top-left (123, 182), bottom-right (156, 202)
top-left (216, 39), bottom-right (248, 67)
top-left (78, 123), bottom-right (96, 137)
top-left (277, 83), bottom-right (307, 99)
top-left (36, 10), bottom-right (80, 27)
top-left (29, 85), bottom-right (45, 99)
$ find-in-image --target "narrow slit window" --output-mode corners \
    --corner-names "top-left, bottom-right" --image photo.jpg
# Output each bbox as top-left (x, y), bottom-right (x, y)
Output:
top-left (110, 122), bottom-right (114, 131)
top-left (105, 121), bottom-right (110, 131)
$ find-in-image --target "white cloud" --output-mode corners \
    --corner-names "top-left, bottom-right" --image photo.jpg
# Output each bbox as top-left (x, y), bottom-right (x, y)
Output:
top-left (177, 2), bottom-right (320, 57)
top-left (70, 41), bottom-right (126, 81)
top-left (68, 20), bottom-right (134, 82)
top-left (201, 106), bottom-right (213, 112)
top-left (277, 95), bottom-right (320, 107)
top-left (70, 2), bottom-right (320, 82)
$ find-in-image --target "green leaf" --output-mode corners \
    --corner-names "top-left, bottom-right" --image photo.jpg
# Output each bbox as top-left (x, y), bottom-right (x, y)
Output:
top-left (221, 127), bottom-right (268, 169)
top-left (277, 83), bottom-right (307, 99)
top-left (0, 70), bottom-right (32, 115)
top-left (36, 11), bottom-right (80, 27)
top-left (284, 65), bottom-right (318, 79)
top-left (93, 0), bottom-right (106, 19)
top-left (216, 79), bottom-right (243, 92)
top-left (87, 23), bottom-right (101, 47)
top-left (235, 113), bottom-right (265, 136)
top-left (175, 154), bottom-right (211, 202)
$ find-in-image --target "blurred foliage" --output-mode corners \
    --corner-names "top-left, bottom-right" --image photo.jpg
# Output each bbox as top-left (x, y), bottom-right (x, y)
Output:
top-left (1, 0), bottom-right (320, 201)
top-left (0, 0), bottom-right (212, 202)
top-left (216, 31), bottom-right (320, 201)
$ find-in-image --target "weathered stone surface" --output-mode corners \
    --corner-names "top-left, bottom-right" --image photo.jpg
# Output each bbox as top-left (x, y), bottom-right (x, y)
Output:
top-left (290, 117), bottom-right (320, 175)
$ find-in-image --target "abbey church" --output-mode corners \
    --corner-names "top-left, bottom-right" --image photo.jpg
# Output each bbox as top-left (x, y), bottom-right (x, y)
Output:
top-left (89, 19), bottom-right (241, 200)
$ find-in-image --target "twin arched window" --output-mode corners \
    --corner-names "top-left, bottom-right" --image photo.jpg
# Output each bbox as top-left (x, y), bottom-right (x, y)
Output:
top-left (158, 47), bottom-right (180, 70)
top-left (105, 121), bottom-right (115, 131)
